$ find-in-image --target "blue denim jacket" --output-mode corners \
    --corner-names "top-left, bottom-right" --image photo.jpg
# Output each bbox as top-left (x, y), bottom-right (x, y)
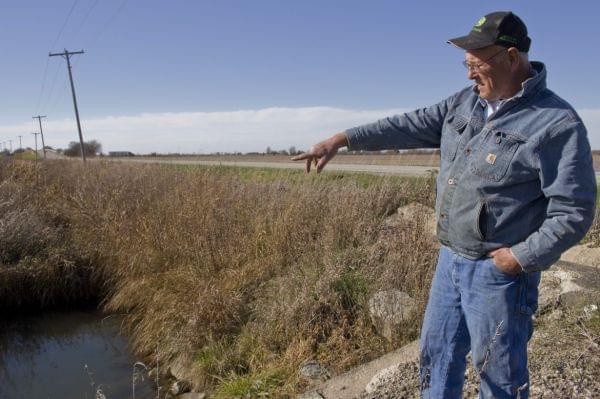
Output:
top-left (345, 62), bottom-right (597, 272)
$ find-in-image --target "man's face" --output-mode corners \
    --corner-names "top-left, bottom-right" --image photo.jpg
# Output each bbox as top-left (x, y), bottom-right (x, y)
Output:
top-left (465, 45), bottom-right (512, 101)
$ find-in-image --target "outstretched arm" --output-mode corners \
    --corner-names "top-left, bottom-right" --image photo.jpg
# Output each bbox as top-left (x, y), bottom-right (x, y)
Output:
top-left (291, 91), bottom-right (460, 173)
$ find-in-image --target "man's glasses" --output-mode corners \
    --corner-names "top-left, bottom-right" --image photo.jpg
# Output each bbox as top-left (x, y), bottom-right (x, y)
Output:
top-left (462, 48), bottom-right (508, 72)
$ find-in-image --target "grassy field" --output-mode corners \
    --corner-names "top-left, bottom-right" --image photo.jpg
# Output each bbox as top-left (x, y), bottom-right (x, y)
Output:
top-left (0, 159), bottom-right (441, 396)
top-left (0, 159), bottom-right (598, 397)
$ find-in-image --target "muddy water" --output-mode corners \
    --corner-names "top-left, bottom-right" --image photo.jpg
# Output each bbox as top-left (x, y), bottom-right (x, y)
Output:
top-left (0, 310), bottom-right (155, 399)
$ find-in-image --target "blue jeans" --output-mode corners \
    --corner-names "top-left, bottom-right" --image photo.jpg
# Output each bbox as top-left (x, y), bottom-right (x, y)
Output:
top-left (419, 246), bottom-right (541, 398)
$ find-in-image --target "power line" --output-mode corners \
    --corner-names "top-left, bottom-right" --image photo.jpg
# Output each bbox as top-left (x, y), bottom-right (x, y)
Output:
top-left (34, 58), bottom-right (50, 115)
top-left (85, 0), bottom-right (129, 50)
top-left (69, 0), bottom-right (100, 46)
top-left (46, 79), bottom-right (70, 115)
top-left (39, 57), bottom-right (64, 114)
top-left (49, 0), bottom-right (80, 52)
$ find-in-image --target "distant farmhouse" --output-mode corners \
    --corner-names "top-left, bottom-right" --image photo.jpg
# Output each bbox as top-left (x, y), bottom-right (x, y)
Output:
top-left (108, 151), bottom-right (135, 157)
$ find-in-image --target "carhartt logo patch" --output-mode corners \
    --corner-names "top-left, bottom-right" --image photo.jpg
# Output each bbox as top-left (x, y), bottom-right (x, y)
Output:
top-left (486, 153), bottom-right (497, 164)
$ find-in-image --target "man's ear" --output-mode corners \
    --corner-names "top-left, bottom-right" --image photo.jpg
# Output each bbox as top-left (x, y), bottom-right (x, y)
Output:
top-left (507, 47), bottom-right (521, 69)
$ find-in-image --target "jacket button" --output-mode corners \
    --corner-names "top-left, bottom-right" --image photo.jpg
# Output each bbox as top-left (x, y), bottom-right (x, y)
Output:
top-left (448, 179), bottom-right (456, 185)
top-left (466, 148), bottom-right (471, 155)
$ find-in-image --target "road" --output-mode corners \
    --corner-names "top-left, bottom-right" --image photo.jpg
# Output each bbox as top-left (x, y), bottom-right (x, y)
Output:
top-left (101, 158), bottom-right (440, 176)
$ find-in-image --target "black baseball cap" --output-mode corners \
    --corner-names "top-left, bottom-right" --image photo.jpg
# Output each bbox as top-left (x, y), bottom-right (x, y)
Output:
top-left (447, 11), bottom-right (531, 52)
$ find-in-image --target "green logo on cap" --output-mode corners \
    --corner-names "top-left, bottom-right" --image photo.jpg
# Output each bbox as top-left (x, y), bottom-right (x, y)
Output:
top-left (475, 16), bottom-right (486, 27)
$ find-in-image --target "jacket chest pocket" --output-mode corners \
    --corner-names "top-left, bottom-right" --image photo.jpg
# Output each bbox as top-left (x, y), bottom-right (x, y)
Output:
top-left (441, 115), bottom-right (468, 162)
top-left (470, 130), bottom-right (524, 182)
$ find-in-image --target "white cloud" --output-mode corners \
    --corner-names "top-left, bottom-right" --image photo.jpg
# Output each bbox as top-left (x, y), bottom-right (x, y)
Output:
top-left (1, 106), bottom-right (598, 153)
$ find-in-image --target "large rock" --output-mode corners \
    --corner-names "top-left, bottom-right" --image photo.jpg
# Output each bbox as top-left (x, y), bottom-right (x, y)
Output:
top-left (304, 340), bottom-right (419, 398)
top-left (384, 202), bottom-right (437, 238)
top-left (169, 379), bottom-right (192, 395)
top-left (299, 360), bottom-right (331, 383)
top-left (368, 290), bottom-right (417, 341)
top-left (560, 244), bottom-right (600, 267)
top-left (168, 355), bottom-right (191, 381)
top-left (364, 364), bottom-right (398, 394)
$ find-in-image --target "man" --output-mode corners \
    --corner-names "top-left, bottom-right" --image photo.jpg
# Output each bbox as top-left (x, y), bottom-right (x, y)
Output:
top-left (292, 11), bottom-right (596, 399)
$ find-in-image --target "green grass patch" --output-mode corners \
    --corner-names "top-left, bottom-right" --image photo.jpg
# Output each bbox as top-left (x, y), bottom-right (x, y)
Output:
top-left (212, 367), bottom-right (290, 398)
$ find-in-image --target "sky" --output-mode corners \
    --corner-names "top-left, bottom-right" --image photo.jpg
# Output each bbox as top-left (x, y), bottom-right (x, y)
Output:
top-left (1, 0), bottom-right (599, 153)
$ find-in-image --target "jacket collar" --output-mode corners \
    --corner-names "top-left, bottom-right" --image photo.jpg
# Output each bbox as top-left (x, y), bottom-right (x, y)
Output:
top-left (475, 61), bottom-right (547, 106)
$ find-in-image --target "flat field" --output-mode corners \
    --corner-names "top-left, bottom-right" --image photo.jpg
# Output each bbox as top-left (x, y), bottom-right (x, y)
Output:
top-left (1, 159), bottom-right (598, 397)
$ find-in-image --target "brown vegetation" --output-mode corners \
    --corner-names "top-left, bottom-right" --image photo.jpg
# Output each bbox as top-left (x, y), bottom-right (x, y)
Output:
top-left (0, 160), bottom-right (440, 396)
top-left (1, 158), bottom-right (598, 396)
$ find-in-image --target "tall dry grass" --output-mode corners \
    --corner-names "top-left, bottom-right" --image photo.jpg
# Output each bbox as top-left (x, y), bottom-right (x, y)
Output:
top-left (0, 159), bottom-right (439, 395)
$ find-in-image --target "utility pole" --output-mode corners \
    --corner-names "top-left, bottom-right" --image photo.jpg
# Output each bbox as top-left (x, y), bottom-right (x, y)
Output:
top-left (32, 115), bottom-right (47, 159)
top-left (18, 135), bottom-right (23, 150)
top-left (49, 49), bottom-right (86, 162)
top-left (32, 132), bottom-right (40, 162)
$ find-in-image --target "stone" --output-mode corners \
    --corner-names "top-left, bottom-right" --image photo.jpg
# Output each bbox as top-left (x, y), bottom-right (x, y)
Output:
top-left (365, 364), bottom-right (399, 394)
top-left (168, 356), bottom-right (190, 381)
top-left (553, 270), bottom-right (584, 295)
top-left (299, 360), bottom-right (331, 383)
top-left (560, 244), bottom-right (600, 267)
top-left (368, 290), bottom-right (417, 341)
top-left (583, 304), bottom-right (598, 319)
top-left (389, 202), bottom-right (437, 238)
top-left (169, 380), bottom-right (192, 396)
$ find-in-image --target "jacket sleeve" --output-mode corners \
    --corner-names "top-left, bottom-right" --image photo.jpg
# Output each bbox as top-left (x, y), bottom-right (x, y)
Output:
top-left (511, 119), bottom-right (597, 272)
top-left (344, 95), bottom-right (454, 151)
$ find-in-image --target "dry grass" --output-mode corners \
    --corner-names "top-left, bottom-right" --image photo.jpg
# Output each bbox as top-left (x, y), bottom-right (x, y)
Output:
top-left (0, 159), bottom-right (437, 395)
top-left (0, 158), bottom-right (596, 397)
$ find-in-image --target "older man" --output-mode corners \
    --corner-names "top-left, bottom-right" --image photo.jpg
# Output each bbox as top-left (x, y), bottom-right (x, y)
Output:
top-left (293, 11), bottom-right (596, 399)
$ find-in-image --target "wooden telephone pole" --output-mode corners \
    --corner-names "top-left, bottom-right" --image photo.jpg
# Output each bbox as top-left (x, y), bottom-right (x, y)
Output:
top-left (49, 49), bottom-right (86, 162)
top-left (32, 115), bottom-right (47, 159)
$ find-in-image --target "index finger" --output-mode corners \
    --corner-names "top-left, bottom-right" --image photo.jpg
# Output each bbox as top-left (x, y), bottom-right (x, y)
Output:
top-left (291, 152), bottom-right (311, 161)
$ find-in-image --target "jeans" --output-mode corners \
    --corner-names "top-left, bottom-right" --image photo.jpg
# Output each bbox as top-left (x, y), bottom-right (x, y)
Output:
top-left (419, 246), bottom-right (541, 398)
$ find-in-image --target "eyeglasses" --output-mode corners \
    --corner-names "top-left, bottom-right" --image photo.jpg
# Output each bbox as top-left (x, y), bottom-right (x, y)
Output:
top-left (462, 48), bottom-right (507, 72)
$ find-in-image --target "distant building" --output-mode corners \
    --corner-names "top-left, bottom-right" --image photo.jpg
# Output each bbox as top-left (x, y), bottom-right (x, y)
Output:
top-left (108, 151), bottom-right (135, 157)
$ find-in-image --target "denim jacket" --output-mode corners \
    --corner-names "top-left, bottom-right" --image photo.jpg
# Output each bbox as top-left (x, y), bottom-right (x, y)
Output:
top-left (345, 62), bottom-right (597, 272)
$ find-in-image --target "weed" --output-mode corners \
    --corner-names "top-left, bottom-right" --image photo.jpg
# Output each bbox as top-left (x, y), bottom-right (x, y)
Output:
top-left (1, 159), bottom-right (597, 395)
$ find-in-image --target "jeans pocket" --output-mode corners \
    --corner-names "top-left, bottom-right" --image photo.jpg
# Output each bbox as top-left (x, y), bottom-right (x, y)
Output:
top-left (517, 273), bottom-right (535, 316)
top-left (488, 257), bottom-right (519, 281)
